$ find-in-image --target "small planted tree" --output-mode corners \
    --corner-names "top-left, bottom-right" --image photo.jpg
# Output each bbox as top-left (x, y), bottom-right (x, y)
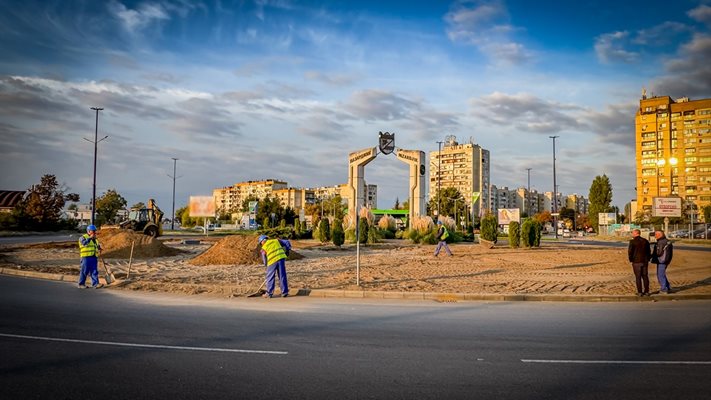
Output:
top-left (358, 217), bottom-right (369, 243)
top-left (521, 219), bottom-right (536, 248)
top-left (318, 218), bottom-right (331, 243)
top-left (332, 218), bottom-right (345, 247)
top-left (480, 214), bottom-right (498, 243)
top-left (508, 221), bottom-right (521, 248)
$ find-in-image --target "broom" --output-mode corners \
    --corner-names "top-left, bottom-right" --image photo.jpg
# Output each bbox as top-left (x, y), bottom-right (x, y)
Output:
top-left (100, 255), bottom-right (116, 285)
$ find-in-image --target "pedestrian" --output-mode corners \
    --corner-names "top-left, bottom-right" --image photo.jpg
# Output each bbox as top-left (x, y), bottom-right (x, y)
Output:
top-left (258, 234), bottom-right (290, 298)
top-left (434, 220), bottom-right (453, 257)
top-left (627, 228), bottom-right (651, 296)
top-left (78, 224), bottom-right (103, 289)
top-left (651, 230), bottom-right (674, 294)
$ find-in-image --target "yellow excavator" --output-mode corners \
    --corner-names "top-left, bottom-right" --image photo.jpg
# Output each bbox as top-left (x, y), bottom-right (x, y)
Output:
top-left (119, 198), bottom-right (164, 237)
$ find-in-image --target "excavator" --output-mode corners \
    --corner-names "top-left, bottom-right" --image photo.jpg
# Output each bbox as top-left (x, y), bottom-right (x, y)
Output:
top-left (119, 198), bottom-right (164, 237)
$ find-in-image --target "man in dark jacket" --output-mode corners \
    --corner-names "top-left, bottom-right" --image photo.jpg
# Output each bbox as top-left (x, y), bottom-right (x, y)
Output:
top-left (628, 229), bottom-right (651, 296)
top-left (652, 230), bottom-right (674, 294)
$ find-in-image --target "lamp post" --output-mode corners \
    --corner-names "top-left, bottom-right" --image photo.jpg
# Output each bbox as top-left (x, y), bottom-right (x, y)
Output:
top-left (550, 136), bottom-right (559, 239)
top-left (655, 157), bottom-right (678, 196)
top-left (168, 158), bottom-right (180, 230)
top-left (87, 107), bottom-right (106, 226)
top-left (526, 168), bottom-right (532, 216)
top-left (436, 140), bottom-right (443, 218)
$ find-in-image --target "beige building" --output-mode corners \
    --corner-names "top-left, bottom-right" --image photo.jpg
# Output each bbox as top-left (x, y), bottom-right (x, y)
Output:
top-left (430, 136), bottom-right (490, 218)
top-left (635, 94), bottom-right (711, 215)
top-left (213, 179), bottom-right (288, 214)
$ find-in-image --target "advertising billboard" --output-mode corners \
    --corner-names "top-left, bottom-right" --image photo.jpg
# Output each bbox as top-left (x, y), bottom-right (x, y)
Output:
top-left (189, 196), bottom-right (216, 217)
top-left (497, 208), bottom-right (520, 225)
top-left (652, 197), bottom-right (682, 217)
top-left (598, 213), bottom-right (617, 225)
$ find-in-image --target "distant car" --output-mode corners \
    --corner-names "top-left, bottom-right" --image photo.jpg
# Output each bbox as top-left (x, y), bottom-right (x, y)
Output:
top-left (562, 229), bottom-right (572, 238)
top-left (693, 227), bottom-right (711, 239)
top-left (668, 229), bottom-right (689, 238)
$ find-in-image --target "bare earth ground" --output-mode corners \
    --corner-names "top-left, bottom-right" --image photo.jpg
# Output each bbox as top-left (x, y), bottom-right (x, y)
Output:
top-left (1, 237), bottom-right (710, 298)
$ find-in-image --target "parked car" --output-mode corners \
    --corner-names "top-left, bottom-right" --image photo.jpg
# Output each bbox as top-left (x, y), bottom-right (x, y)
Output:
top-left (668, 229), bottom-right (689, 238)
top-left (693, 227), bottom-right (711, 239)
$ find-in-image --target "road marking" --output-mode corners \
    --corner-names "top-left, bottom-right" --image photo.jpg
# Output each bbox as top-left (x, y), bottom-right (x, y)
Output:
top-left (521, 359), bottom-right (711, 365)
top-left (0, 333), bottom-right (288, 355)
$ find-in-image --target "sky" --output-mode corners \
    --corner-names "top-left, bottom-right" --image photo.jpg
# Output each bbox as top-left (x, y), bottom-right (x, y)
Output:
top-left (1, 0), bottom-right (710, 215)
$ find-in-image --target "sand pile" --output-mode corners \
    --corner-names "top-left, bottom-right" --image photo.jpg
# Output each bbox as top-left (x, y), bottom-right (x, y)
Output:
top-left (99, 228), bottom-right (183, 259)
top-left (190, 235), bottom-right (304, 266)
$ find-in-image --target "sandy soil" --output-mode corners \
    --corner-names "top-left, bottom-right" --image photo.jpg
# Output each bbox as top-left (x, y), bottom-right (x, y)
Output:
top-left (1, 237), bottom-right (710, 297)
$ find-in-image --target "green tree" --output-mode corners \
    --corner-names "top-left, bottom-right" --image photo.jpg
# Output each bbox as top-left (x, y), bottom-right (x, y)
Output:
top-left (508, 221), bottom-right (521, 248)
top-left (317, 218), bottom-right (331, 243)
top-left (521, 219), bottom-right (534, 248)
top-left (427, 187), bottom-right (466, 220)
top-left (95, 189), bottom-right (127, 225)
top-left (394, 197), bottom-right (401, 210)
top-left (588, 174), bottom-right (613, 232)
top-left (16, 174), bottom-right (73, 230)
top-left (702, 205), bottom-right (711, 223)
top-left (480, 214), bottom-right (498, 243)
top-left (332, 218), bottom-right (345, 247)
top-left (358, 217), bottom-right (369, 243)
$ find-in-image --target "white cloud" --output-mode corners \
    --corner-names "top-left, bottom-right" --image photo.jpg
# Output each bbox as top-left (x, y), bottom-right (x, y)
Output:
top-left (108, 1), bottom-right (170, 33)
top-left (594, 31), bottom-right (639, 64)
top-left (688, 4), bottom-right (711, 27)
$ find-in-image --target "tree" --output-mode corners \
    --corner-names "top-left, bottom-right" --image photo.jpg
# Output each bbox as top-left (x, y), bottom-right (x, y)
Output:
top-left (588, 174), bottom-right (613, 232)
top-left (508, 221), bottom-right (520, 248)
top-left (332, 218), bottom-right (345, 247)
top-left (95, 189), bottom-right (127, 225)
top-left (702, 204), bottom-right (711, 223)
top-left (427, 187), bottom-right (466, 220)
top-left (318, 218), bottom-right (331, 243)
top-left (17, 174), bottom-right (76, 230)
top-left (480, 214), bottom-right (498, 243)
top-left (394, 198), bottom-right (401, 210)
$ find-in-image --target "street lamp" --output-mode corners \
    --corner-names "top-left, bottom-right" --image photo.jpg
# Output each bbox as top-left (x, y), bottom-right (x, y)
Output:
top-left (550, 136), bottom-right (559, 239)
top-left (86, 107), bottom-right (107, 226)
top-left (655, 157), bottom-right (678, 196)
top-left (436, 140), bottom-right (443, 218)
top-left (168, 158), bottom-right (180, 230)
top-left (526, 168), bottom-right (532, 216)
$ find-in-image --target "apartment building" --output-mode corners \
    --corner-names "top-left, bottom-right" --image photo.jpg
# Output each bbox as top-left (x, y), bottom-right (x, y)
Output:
top-left (635, 94), bottom-right (711, 214)
top-left (213, 179), bottom-right (288, 214)
top-left (430, 136), bottom-right (490, 218)
top-left (565, 194), bottom-right (589, 214)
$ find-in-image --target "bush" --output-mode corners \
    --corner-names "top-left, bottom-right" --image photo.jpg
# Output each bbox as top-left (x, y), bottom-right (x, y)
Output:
top-left (293, 217), bottom-right (301, 237)
top-left (533, 221), bottom-right (542, 247)
top-left (367, 225), bottom-right (378, 244)
top-left (358, 218), bottom-right (369, 243)
top-left (345, 227), bottom-right (356, 242)
top-left (480, 214), bottom-right (498, 243)
top-left (508, 221), bottom-right (521, 248)
top-left (332, 218), bottom-right (345, 247)
top-left (317, 218), bottom-right (331, 243)
top-left (521, 219), bottom-right (535, 248)
top-left (379, 228), bottom-right (395, 239)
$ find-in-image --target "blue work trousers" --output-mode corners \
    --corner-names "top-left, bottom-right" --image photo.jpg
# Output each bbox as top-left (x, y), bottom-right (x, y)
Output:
top-left (79, 256), bottom-right (99, 286)
top-left (434, 241), bottom-right (452, 256)
top-left (266, 259), bottom-right (288, 296)
top-left (656, 263), bottom-right (671, 292)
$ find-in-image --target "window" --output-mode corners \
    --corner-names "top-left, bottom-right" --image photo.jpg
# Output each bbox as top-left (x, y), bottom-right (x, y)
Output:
top-left (642, 159), bottom-right (657, 165)
top-left (701, 157), bottom-right (711, 162)
top-left (685, 157), bottom-right (697, 163)
top-left (685, 148), bottom-right (697, 154)
top-left (642, 132), bottom-right (655, 139)
top-left (698, 109), bottom-right (711, 116)
top-left (686, 167), bottom-right (697, 172)
top-left (642, 124), bottom-right (648, 131)
top-left (642, 168), bottom-right (656, 176)
top-left (641, 141), bottom-right (655, 148)
top-left (659, 123), bottom-right (667, 129)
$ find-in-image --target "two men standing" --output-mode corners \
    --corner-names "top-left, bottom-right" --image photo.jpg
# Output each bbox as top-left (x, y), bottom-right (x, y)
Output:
top-left (628, 229), bottom-right (674, 296)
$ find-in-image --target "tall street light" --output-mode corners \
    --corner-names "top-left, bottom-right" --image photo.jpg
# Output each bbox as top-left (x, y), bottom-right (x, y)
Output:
top-left (526, 168), bottom-right (532, 216)
top-left (168, 158), bottom-right (181, 230)
top-left (550, 136), bottom-right (559, 239)
top-left (436, 140), bottom-right (444, 218)
top-left (86, 107), bottom-right (107, 226)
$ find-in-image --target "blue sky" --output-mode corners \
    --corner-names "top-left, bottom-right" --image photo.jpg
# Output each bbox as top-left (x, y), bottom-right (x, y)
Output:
top-left (1, 0), bottom-right (710, 214)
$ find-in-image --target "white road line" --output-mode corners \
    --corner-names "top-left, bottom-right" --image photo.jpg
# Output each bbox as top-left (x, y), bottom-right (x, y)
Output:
top-left (0, 333), bottom-right (288, 355)
top-left (522, 359), bottom-right (711, 365)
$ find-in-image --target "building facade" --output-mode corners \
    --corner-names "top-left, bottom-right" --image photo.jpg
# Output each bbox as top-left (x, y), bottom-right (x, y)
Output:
top-left (430, 136), bottom-right (490, 218)
top-left (635, 94), bottom-right (711, 215)
top-left (213, 179), bottom-right (288, 214)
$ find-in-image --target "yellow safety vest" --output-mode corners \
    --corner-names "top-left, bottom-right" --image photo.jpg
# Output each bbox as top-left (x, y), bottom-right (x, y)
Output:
top-left (79, 234), bottom-right (100, 258)
top-left (262, 239), bottom-right (287, 266)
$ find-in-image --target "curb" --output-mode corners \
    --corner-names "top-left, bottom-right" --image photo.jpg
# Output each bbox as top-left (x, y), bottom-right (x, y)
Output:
top-left (2, 268), bottom-right (710, 302)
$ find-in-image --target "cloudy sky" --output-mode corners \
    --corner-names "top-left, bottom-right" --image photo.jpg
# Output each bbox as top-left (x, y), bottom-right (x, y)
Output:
top-left (1, 0), bottom-right (710, 214)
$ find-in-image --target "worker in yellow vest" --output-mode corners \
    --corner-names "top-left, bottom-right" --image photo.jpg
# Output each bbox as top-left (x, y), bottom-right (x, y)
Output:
top-left (258, 234), bottom-right (290, 298)
top-left (434, 220), bottom-right (453, 257)
top-left (78, 225), bottom-right (103, 289)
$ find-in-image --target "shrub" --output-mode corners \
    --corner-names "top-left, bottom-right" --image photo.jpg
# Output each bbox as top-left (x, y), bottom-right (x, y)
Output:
top-left (345, 227), bottom-right (356, 242)
top-left (521, 219), bottom-right (535, 247)
top-left (367, 225), bottom-right (378, 244)
top-left (379, 228), bottom-right (395, 239)
top-left (332, 218), bottom-right (345, 247)
top-left (508, 221), bottom-right (521, 248)
top-left (480, 214), bottom-right (498, 243)
top-left (317, 218), bottom-right (331, 243)
top-left (293, 217), bottom-right (301, 238)
top-left (533, 221), bottom-right (542, 247)
top-left (358, 217), bottom-right (369, 243)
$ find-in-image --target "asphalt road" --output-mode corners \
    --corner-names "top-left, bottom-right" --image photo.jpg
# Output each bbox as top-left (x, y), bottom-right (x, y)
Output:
top-left (1, 276), bottom-right (709, 400)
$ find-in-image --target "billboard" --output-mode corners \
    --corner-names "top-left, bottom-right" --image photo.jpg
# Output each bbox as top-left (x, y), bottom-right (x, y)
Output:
top-left (189, 196), bottom-right (216, 217)
top-left (652, 197), bottom-right (682, 217)
top-left (497, 208), bottom-right (520, 225)
top-left (598, 213), bottom-right (617, 225)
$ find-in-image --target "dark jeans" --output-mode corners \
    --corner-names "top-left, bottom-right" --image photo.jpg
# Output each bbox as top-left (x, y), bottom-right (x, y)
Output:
top-left (632, 262), bottom-right (649, 294)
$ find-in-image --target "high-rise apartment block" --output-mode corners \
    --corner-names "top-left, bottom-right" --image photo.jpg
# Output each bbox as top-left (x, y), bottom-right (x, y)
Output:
top-left (429, 136), bottom-right (490, 218)
top-left (635, 94), bottom-right (711, 214)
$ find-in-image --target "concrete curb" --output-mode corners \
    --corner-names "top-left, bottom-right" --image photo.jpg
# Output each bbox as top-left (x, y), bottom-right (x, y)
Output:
top-left (2, 268), bottom-right (710, 302)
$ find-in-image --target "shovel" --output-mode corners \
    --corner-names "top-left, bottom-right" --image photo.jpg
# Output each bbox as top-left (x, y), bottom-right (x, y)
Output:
top-left (100, 256), bottom-right (116, 285)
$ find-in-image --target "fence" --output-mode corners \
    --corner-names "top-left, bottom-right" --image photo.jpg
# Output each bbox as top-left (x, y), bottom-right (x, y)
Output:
top-left (601, 223), bottom-right (711, 240)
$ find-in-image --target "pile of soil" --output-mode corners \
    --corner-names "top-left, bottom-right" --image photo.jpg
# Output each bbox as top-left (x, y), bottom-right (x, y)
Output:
top-left (190, 235), bottom-right (304, 266)
top-left (99, 228), bottom-right (183, 259)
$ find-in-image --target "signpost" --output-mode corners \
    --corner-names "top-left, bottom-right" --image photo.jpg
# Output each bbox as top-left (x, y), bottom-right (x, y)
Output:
top-left (652, 197), bottom-right (682, 217)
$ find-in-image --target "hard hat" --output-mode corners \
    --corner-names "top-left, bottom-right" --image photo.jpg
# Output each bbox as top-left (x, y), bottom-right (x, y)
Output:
top-left (258, 235), bottom-right (268, 243)
top-left (87, 224), bottom-right (97, 232)
top-left (437, 221), bottom-right (443, 225)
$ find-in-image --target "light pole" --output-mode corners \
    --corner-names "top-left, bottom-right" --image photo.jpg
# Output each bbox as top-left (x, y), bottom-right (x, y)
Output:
top-left (436, 140), bottom-right (443, 218)
top-left (168, 158), bottom-right (180, 230)
top-left (550, 136), bottom-right (559, 239)
top-left (86, 107), bottom-right (106, 226)
top-left (526, 168), bottom-right (532, 216)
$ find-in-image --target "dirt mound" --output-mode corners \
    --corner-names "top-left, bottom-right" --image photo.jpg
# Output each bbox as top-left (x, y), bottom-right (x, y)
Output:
top-left (190, 235), bottom-right (303, 266)
top-left (99, 228), bottom-right (183, 259)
